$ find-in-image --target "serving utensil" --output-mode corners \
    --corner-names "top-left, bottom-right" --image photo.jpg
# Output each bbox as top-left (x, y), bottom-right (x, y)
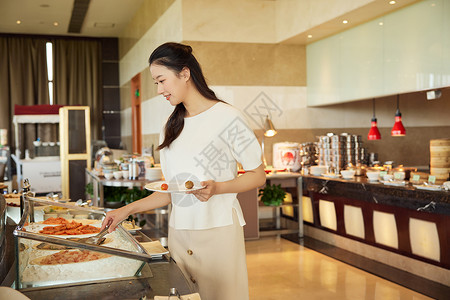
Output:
top-left (70, 226), bottom-right (109, 245)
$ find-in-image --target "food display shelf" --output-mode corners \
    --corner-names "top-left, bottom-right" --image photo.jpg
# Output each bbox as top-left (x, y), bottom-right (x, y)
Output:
top-left (13, 194), bottom-right (153, 290)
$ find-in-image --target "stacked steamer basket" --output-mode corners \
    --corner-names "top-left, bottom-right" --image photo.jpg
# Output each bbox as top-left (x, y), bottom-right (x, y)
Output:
top-left (299, 142), bottom-right (318, 170)
top-left (317, 133), bottom-right (368, 173)
top-left (317, 134), bottom-right (345, 173)
top-left (430, 138), bottom-right (450, 182)
top-left (343, 134), bottom-right (366, 167)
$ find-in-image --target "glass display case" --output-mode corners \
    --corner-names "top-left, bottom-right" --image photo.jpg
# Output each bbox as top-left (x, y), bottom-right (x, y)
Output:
top-left (13, 193), bottom-right (153, 290)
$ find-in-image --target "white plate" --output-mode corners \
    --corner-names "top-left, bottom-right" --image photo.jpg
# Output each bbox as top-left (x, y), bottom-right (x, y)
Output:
top-left (342, 176), bottom-right (355, 180)
top-left (145, 181), bottom-right (205, 193)
top-left (321, 173), bottom-right (341, 178)
top-left (413, 184), bottom-right (442, 191)
top-left (140, 241), bottom-right (169, 258)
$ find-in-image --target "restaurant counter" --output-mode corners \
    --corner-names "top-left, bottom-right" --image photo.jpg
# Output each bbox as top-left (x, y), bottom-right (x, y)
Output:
top-left (300, 175), bottom-right (450, 285)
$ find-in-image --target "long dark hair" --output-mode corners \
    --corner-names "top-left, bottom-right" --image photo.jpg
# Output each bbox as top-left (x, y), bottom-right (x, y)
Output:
top-left (149, 42), bottom-right (221, 150)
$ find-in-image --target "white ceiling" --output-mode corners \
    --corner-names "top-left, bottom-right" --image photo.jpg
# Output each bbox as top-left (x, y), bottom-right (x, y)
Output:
top-left (0, 0), bottom-right (422, 42)
top-left (0, 0), bottom-right (144, 37)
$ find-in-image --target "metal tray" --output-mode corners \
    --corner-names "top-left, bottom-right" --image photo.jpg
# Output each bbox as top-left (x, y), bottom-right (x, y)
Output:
top-left (14, 193), bottom-right (154, 290)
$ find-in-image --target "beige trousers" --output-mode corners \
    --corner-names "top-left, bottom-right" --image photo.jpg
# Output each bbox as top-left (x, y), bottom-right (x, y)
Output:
top-left (168, 210), bottom-right (249, 300)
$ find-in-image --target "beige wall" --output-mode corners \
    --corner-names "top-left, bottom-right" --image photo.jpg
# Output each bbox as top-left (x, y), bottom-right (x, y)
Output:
top-left (119, 0), bottom-right (176, 59)
top-left (118, 0), bottom-right (449, 169)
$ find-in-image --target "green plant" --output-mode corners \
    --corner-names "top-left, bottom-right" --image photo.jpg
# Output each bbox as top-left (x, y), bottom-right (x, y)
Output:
top-left (258, 183), bottom-right (286, 206)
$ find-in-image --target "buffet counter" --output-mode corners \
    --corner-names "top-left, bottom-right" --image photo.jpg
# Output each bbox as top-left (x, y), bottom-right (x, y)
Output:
top-left (300, 174), bottom-right (450, 286)
top-left (0, 194), bottom-right (193, 299)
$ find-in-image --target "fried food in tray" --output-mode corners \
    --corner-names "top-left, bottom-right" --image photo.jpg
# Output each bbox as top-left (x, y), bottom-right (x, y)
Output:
top-left (39, 219), bottom-right (101, 235)
top-left (30, 249), bottom-right (110, 265)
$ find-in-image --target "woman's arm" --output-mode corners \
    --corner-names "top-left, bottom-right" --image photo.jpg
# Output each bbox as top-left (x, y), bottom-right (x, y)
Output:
top-left (101, 191), bottom-right (171, 232)
top-left (189, 164), bottom-right (266, 202)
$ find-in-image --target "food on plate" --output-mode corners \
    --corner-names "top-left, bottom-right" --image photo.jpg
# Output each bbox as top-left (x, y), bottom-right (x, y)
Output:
top-left (43, 206), bottom-right (69, 214)
top-left (185, 180), bottom-right (194, 189)
top-left (161, 183), bottom-right (168, 190)
top-left (31, 249), bottom-right (110, 265)
top-left (39, 220), bottom-right (101, 235)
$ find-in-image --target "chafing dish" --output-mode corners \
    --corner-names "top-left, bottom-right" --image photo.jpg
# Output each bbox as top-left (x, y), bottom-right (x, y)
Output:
top-left (13, 191), bottom-right (153, 290)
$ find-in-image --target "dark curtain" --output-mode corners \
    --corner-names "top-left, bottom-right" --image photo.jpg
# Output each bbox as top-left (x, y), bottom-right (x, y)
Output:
top-left (0, 36), bottom-right (49, 156)
top-left (53, 39), bottom-right (102, 141)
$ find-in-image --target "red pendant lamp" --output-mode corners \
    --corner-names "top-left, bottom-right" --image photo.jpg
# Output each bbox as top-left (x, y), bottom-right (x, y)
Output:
top-left (391, 95), bottom-right (406, 136)
top-left (368, 99), bottom-right (381, 140)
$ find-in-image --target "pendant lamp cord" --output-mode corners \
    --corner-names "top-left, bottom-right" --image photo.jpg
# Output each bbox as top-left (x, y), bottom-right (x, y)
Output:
top-left (372, 99), bottom-right (376, 118)
top-left (397, 94), bottom-right (400, 110)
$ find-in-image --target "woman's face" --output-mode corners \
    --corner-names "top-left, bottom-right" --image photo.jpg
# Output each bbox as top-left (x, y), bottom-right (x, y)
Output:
top-left (150, 64), bottom-right (188, 106)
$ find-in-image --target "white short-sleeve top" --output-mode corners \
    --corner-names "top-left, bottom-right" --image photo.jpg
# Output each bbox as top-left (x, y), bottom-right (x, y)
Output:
top-left (159, 102), bottom-right (262, 230)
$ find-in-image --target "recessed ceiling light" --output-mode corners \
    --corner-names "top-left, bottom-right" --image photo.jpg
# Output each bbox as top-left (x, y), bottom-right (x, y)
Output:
top-left (389, 1), bottom-right (396, 4)
top-left (16, 20), bottom-right (21, 25)
top-left (307, 34), bottom-right (312, 38)
top-left (53, 22), bottom-right (59, 26)
top-left (342, 20), bottom-right (348, 24)
top-left (379, 22), bottom-right (384, 26)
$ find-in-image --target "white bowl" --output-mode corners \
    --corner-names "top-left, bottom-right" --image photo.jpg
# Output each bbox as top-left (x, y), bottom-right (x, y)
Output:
top-left (113, 171), bottom-right (122, 179)
top-left (366, 171), bottom-right (380, 181)
top-left (310, 166), bottom-right (328, 176)
top-left (145, 167), bottom-right (162, 180)
top-left (341, 170), bottom-right (356, 178)
top-left (122, 170), bottom-right (129, 179)
top-left (104, 173), bottom-right (114, 180)
top-left (33, 141), bottom-right (41, 147)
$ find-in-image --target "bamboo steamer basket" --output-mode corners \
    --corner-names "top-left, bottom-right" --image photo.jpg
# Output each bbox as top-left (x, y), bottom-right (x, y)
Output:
top-left (430, 138), bottom-right (450, 180)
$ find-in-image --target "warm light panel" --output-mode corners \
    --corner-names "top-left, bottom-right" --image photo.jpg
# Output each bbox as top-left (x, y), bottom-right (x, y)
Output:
top-left (344, 205), bottom-right (365, 239)
top-left (409, 218), bottom-right (440, 261)
top-left (302, 196), bottom-right (314, 223)
top-left (319, 200), bottom-right (337, 231)
top-left (373, 211), bottom-right (398, 249)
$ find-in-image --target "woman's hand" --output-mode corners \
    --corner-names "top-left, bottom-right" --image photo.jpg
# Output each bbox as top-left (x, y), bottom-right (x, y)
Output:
top-left (101, 205), bottom-right (131, 233)
top-left (187, 180), bottom-right (216, 202)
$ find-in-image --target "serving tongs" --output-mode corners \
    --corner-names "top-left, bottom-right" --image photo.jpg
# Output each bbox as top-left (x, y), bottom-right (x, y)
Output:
top-left (70, 225), bottom-right (109, 245)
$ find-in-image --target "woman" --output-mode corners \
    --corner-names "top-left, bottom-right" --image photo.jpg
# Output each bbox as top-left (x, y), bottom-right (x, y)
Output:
top-left (101, 42), bottom-right (266, 300)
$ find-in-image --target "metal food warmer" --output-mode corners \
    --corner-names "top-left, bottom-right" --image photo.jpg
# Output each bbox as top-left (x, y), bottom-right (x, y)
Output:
top-left (13, 191), bottom-right (154, 291)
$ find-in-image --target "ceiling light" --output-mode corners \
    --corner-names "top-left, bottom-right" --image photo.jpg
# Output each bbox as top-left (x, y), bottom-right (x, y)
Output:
top-left (368, 99), bottom-right (381, 140)
top-left (379, 22), bottom-right (384, 26)
top-left (307, 34), bottom-right (312, 38)
top-left (391, 95), bottom-right (406, 137)
top-left (53, 22), bottom-right (59, 26)
top-left (342, 20), bottom-right (348, 24)
top-left (16, 20), bottom-right (21, 25)
top-left (389, 1), bottom-right (396, 5)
